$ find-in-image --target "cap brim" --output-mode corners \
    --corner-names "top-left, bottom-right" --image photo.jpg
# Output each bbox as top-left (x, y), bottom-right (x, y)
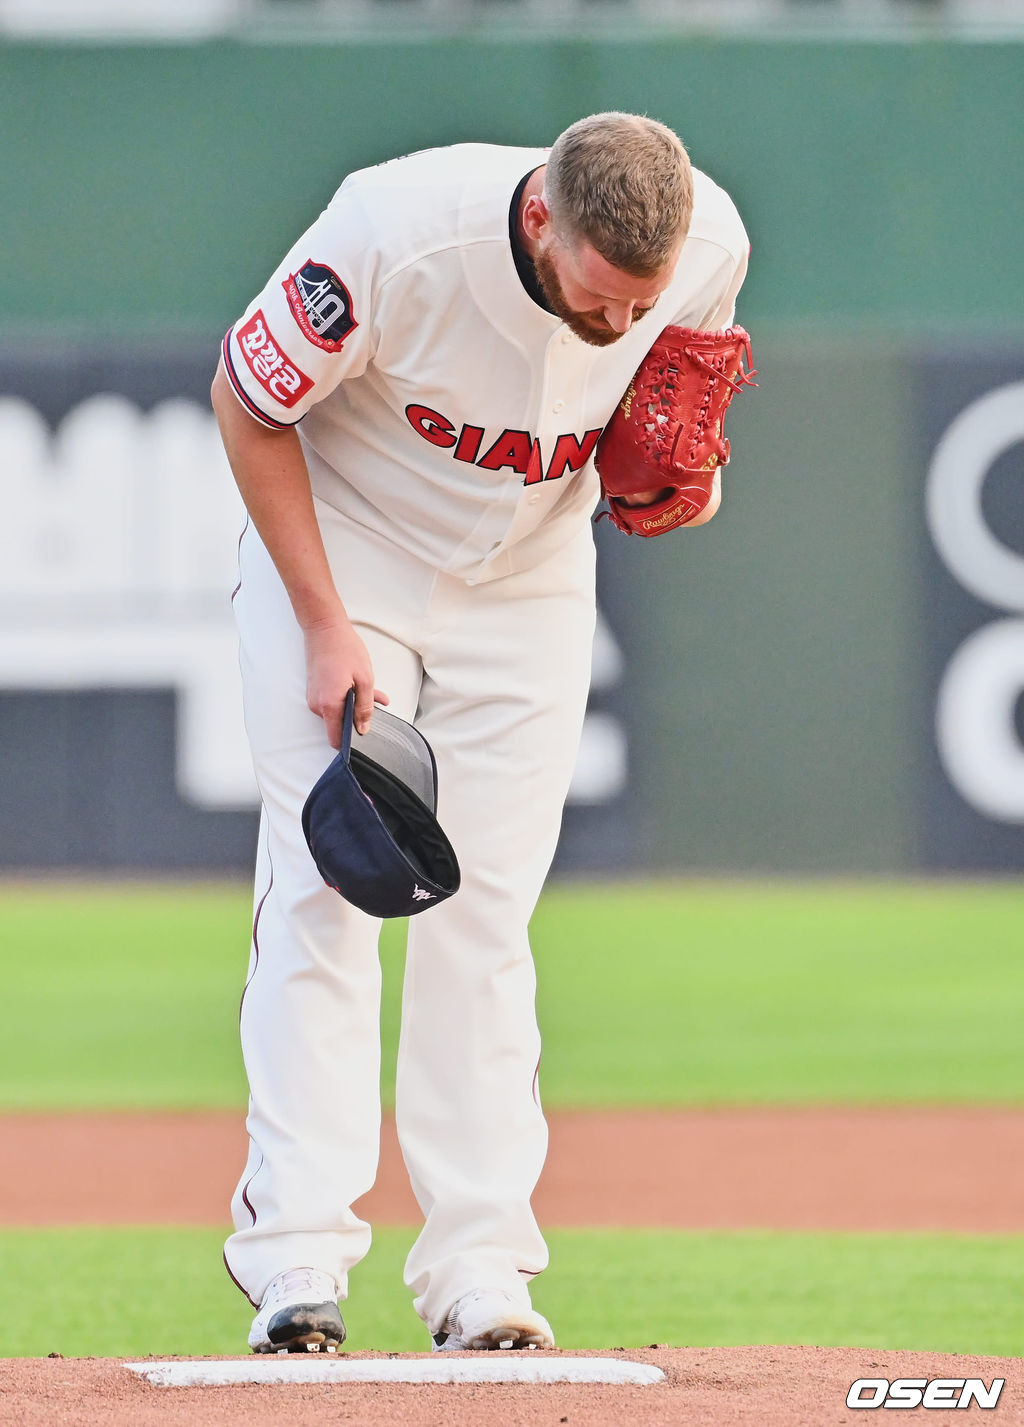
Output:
top-left (351, 706), bottom-right (438, 813)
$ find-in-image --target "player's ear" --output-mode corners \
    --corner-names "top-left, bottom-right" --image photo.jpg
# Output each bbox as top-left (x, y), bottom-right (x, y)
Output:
top-left (521, 193), bottom-right (552, 243)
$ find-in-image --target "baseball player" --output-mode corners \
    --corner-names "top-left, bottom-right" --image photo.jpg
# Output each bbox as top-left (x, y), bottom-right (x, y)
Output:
top-left (211, 112), bottom-right (750, 1354)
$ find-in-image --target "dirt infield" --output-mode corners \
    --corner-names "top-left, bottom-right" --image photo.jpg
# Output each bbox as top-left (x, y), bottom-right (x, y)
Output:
top-left (4, 1107), bottom-right (1022, 1426)
top-left (2, 1105), bottom-right (1024, 1230)
top-left (3, 1347), bottom-right (1022, 1427)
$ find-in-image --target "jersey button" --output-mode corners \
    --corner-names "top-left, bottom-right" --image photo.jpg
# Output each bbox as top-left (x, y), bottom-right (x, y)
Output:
top-left (552, 399), bottom-right (565, 413)
top-left (529, 494), bottom-right (541, 504)
top-left (560, 332), bottom-right (572, 344)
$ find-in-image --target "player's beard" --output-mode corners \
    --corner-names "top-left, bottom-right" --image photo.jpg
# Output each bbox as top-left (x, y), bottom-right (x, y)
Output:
top-left (532, 244), bottom-right (624, 348)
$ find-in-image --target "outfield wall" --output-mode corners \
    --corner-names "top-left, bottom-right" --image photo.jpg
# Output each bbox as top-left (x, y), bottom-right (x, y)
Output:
top-left (1, 37), bottom-right (1022, 873)
top-left (1, 38), bottom-right (1021, 337)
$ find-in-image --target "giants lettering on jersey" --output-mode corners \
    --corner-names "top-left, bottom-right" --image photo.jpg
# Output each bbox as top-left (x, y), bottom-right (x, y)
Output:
top-left (406, 404), bottom-right (602, 485)
top-left (283, 260), bottom-right (358, 352)
top-left (237, 310), bottom-right (313, 408)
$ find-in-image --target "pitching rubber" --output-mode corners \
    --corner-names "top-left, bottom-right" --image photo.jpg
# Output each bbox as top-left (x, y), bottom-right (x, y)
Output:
top-left (124, 1356), bottom-right (666, 1387)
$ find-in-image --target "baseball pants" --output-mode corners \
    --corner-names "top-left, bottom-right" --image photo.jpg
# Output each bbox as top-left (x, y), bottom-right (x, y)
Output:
top-left (224, 499), bottom-right (596, 1333)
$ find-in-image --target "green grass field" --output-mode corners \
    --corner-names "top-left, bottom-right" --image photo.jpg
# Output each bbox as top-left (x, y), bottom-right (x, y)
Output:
top-left (4, 1226), bottom-right (1021, 1359)
top-left (1, 878), bottom-right (1022, 1358)
top-left (1, 879), bottom-right (1022, 1109)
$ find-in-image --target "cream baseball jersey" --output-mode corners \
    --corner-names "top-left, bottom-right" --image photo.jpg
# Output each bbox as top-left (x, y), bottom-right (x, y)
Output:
top-left (223, 143), bottom-right (749, 581)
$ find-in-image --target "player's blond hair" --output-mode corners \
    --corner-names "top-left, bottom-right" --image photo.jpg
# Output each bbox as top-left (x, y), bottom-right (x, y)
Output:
top-left (544, 113), bottom-right (693, 277)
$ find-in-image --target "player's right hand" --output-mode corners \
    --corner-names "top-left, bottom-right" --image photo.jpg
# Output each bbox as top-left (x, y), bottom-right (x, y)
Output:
top-left (302, 618), bottom-right (389, 746)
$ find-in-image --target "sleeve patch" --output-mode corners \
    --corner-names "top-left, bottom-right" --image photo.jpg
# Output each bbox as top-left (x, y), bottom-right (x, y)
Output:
top-left (236, 309), bottom-right (314, 408)
top-left (282, 259), bottom-right (359, 352)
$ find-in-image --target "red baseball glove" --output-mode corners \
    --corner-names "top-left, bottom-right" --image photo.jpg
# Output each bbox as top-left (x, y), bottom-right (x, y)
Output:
top-left (595, 325), bottom-right (756, 536)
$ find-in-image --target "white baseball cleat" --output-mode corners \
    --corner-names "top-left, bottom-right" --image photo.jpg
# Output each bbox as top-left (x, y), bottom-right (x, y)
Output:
top-left (248, 1268), bottom-right (346, 1354)
top-left (431, 1288), bottom-right (555, 1351)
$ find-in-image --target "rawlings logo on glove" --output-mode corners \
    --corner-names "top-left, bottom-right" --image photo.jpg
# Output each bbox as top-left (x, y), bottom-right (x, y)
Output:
top-left (595, 325), bottom-right (756, 536)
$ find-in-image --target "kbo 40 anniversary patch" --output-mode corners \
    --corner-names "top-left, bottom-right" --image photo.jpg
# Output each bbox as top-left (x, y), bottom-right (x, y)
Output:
top-left (283, 259), bottom-right (358, 352)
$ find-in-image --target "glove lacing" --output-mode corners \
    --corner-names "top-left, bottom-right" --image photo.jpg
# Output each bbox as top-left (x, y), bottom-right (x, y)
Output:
top-left (634, 337), bottom-right (757, 474)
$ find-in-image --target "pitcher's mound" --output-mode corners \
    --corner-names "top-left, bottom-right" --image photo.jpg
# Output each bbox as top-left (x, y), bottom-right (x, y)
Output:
top-left (3, 1345), bottom-right (1022, 1426)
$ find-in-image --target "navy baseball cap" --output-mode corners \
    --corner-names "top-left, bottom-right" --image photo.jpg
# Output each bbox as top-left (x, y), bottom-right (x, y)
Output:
top-left (301, 690), bottom-right (461, 919)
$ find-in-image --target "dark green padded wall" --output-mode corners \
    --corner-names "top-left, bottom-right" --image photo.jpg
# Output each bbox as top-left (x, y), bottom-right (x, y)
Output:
top-left (1, 38), bottom-right (1021, 337)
